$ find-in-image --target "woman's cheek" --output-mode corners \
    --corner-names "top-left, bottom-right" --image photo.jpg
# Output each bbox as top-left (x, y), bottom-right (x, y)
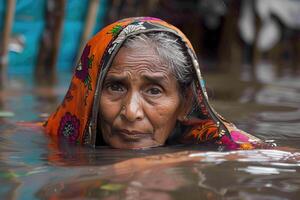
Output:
top-left (100, 97), bottom-right (120, 121)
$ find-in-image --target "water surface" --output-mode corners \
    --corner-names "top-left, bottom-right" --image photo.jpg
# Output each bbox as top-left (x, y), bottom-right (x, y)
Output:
top-left (1, 72), bottom-right (300, 199)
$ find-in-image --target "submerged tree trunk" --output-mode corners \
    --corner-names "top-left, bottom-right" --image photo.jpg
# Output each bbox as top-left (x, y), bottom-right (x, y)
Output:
top-left (35, 0), bottom-right (66, 85)
top-left (0, 0), bottom-right (16, 89)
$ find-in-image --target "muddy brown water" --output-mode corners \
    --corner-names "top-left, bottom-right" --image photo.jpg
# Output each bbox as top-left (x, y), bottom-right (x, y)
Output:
top-left (0, 72), bottom-right (300, 199)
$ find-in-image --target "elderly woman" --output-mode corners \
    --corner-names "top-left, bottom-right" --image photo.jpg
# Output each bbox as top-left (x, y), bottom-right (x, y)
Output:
top-left (44, 17), bottom-right (267, 150)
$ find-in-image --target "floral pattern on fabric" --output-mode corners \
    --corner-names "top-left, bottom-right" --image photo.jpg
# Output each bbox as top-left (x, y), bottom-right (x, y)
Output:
top-left (75, 45), bottom-right (94, 91)
top-left (62, 82), bottom-right (76, 108)
top-left (182, 119), bottom-right (219, 143)
top-left (217, 134), bottom-right (255, 150)
top-left (109, 24), bottom-right (124, 37)
top-left (196, 87), bottom-right (209, 117)
top-left (218, 135), bottom-right (239, 150)
top-left (58, 112), bottom-right (80, 143)
top-left (230, 131), bottom-right (251, 143)
top-left (108, 21), bottom-right (146, 54)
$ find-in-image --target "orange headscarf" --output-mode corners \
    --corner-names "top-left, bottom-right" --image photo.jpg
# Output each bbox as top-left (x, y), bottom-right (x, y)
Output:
top-left (44, 17), bottom-right (268, 150)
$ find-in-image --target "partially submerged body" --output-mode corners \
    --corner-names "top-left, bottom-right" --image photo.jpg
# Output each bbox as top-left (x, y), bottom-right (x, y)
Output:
top-left (44, 17), bottom-right (272, 150)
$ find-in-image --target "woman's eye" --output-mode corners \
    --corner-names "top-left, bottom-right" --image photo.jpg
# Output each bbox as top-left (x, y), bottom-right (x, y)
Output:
top-left (146, 87), bottom-right (162, 95)
top-left (107, 83), bottom-right (125, 92)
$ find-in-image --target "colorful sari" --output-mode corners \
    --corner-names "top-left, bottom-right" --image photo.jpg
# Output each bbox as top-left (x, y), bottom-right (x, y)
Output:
top-left (44, 17), bottom-right (269, 150)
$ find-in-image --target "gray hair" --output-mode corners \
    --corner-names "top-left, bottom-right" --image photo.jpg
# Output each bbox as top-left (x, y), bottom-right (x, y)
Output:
top-left (123, 32), bottom-right (195, 94)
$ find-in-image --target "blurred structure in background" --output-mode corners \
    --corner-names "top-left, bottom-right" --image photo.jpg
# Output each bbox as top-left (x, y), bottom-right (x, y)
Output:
top-left (0, 0), bottom-right (16, 89)
top-left (0, 0), bottom-right (107, 86)
top-left (239, 0), bottom-right (300, 82)
top-left (0, 0), bottom-right (300, 88)
top-left (35, 0), bottom-right (66, 84)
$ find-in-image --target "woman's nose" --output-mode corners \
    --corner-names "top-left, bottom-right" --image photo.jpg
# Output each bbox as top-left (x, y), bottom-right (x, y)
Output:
top-left (121, 92), bottom-right (144, 122)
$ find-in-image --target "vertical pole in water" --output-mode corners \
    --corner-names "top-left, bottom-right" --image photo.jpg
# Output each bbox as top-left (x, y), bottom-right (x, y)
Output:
top-left (75, 0), bottom-right (100, 64)
top-left (0, 0), bottom-right (16, 89)
top-left (35, 0), bottom-right (66, 85)
top-left (218, 0), bottom-right (242, 75)
top-left (251, 0), bottom-right (260, 82)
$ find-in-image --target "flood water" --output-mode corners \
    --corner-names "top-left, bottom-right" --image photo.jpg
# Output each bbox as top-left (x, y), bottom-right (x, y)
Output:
top-left (0, 71), bottom-right (300, 199)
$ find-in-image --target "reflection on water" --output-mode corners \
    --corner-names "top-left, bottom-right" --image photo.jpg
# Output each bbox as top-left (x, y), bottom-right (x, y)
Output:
top-left (0, 72), bottom-right (300, 199)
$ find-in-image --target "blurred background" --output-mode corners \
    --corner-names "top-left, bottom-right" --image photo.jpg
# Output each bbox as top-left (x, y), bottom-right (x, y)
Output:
top-left (1, 0), bottom-right (300, 84)
top-left (0, 0), bottom-right (300, 141)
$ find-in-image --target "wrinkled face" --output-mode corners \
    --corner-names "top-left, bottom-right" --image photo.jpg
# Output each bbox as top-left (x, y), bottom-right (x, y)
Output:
top-left (99, 46), bottom-right (184, 149)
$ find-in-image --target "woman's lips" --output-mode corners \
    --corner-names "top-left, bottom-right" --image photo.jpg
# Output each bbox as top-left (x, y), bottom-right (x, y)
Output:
top-left (115, 129), bottom-right (150, 140)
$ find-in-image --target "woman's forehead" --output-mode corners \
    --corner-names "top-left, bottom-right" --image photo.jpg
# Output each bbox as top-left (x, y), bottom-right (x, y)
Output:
top-left (104, 70), bottom-right (173, 86)
top-left (109, 47), bottom-right (172, 74)
top-left (106, 64), bottom-right (174, 84)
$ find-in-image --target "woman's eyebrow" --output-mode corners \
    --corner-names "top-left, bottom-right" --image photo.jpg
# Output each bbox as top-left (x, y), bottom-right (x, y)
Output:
top-left (142, 74), bottom-right (169, 85)
top-left (104, 74), bottom-right (127, 82)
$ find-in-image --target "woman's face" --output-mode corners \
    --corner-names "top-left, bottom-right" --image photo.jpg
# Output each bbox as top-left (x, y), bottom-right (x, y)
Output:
top-left (99, 46), bottom-right (184, 149)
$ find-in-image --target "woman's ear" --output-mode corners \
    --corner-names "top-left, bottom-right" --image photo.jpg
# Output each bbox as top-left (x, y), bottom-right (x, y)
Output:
top-left (177, 87), bottom-right (194, 122)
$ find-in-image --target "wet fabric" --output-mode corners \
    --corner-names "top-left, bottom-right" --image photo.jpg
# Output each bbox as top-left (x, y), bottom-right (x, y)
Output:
top-left (44, 17), bottom-right (268, 150)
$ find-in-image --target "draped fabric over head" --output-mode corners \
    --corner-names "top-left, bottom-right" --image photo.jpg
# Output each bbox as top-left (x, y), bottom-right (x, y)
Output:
top-left (44, 17), bottom-right (268, 150)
